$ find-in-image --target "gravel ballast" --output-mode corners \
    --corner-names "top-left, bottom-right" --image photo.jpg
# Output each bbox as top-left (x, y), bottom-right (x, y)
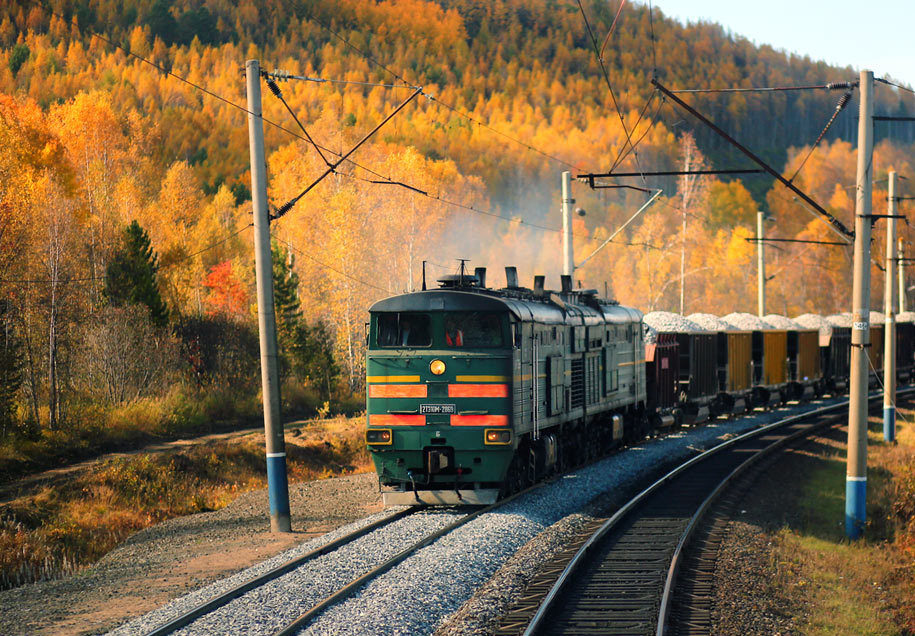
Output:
top-left (108, 508), bottom-right (461, 636)
top-left (0, 472), bottom-right (383, 636)
top-left (103, 397), bottom-right (848, 635)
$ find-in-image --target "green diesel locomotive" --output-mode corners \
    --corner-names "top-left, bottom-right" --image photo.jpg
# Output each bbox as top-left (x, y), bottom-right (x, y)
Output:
top-left (365, 267), bottom-right (646, 505)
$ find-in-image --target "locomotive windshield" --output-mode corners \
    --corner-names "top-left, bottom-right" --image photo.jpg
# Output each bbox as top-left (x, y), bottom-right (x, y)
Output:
top-left (374, 311), bottom-right (506, 348)
top-left (377, 312), bottom-right (432, 347)
top-left (443, 312), bottom-right (504, 348)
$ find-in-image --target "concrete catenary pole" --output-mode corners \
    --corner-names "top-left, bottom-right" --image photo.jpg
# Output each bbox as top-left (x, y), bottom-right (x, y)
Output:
top-left (246, 59), bottom-right (291, 533)
top-left (884, 170), bottom-right (898, 443)
top-left (900, 238), bottom-right (907, 313)
top-left (757, 210), bottom-right (766, 317)
top-left (846, 69), bottom-right (874, 540)
top-left (562, 171), bottom-right (574, 277)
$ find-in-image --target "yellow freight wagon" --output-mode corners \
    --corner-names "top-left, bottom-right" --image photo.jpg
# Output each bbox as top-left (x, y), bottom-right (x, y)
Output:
top-left (796, 330), bottom-right (822, 382)
top-left (726, 332), bottom-right (752, 391)
top-left (762, 330), bottom-right (788, 386)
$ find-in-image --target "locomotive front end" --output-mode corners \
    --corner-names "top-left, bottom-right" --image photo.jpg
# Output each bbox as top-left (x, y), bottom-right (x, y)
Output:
top-left (366, 293), bottom-right (514, 506)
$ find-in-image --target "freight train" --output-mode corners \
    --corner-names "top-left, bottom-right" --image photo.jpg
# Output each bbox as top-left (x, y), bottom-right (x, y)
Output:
top-left (364, 268), bottom-right (913, 505)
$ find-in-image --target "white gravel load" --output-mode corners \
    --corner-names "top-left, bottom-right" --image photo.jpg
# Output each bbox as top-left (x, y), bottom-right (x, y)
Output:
top-left (897, 311), bottom-right (915, 323)
top-left (721, 312), bottom-right (773, 331)
top-left (825, 312), bottom-right (887, 328)
top-left (644, 323), bottom-right (658, 344)
top-left (687, 313), bottom-right (736, 331)
top-left (826, 313), bottom-right (854, 327)
top-left (643, 311), bottom-right (705, 333)
top-left (763, 314), bottom-right (802, 330)
top-left (793, 314), bottom-right (834, 345)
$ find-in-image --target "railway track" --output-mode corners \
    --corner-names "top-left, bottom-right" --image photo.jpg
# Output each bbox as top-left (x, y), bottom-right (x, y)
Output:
top-left (142, 483), bottom-right (544, 636)
top-left (496, 390), bottom-right (907, 636)
top-left (143, 505), bottom-right (418, 636)
top-left (133, 395), bottom-right (880, 635)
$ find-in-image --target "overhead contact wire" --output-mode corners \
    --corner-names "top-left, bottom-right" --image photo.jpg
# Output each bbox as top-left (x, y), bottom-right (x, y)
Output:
top-left (274, 237), bottom-right (390, 293)
top-left (788, 90), bottom-right (854, 184)
top-left (264, 76), bottom-right (334, 168)
top-left (648, 1), bottom-right (658, 77)
top-left (576, 0), bottom-right (645, 180)
top-left (876, 77), bottom-right (915, 95)
top-left (608, 90), bottom-right (661, 174)
top-left (671, 81), bottom-right (856, 94)
top-left (599, 0), bottom-right (627, 61)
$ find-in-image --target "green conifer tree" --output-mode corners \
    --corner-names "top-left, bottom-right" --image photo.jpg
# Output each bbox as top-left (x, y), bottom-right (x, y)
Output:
top-left (104, 221), bottom-right (168, 326)
top-left (0, 301), bottom-right (23, 437)
top-left (271, 239), bottom-right (302, 358)
top-left (270, 241), bottom-right (339, 398)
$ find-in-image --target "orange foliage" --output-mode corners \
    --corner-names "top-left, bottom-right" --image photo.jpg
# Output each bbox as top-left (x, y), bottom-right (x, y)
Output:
top-left (203, 261), bottom-right (248, 320)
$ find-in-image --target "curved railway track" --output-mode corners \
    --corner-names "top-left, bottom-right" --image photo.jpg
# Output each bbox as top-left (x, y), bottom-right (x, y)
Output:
top-left (138, 392), bottom-right (898, 636)
top-left (495, 390), bottom-right (908, 636)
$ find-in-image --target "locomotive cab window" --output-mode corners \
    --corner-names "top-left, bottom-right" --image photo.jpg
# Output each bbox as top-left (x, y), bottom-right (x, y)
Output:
top-left (377, 312), bottom-right (432, 347)
top-left (443, 312), bottom-right (504, 348)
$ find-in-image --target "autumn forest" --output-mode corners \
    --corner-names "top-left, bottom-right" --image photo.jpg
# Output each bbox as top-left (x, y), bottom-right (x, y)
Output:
top-left (2, 0), bottom-right (915, 445)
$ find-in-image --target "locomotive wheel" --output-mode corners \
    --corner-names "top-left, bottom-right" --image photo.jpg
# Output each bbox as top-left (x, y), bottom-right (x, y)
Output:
top-left (501, 451), bottom-right (525, 497)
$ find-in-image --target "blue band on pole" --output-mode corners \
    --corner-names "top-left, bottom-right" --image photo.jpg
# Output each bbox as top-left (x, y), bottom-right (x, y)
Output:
top-left (266, 454), bottom-right (291, 517)
top-left (883, 406), bottom-right (896, 443)
top-left (845, 477), bottom-right (866, 539)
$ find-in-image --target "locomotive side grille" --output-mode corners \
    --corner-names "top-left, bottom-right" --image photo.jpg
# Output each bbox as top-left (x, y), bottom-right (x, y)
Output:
top-left (570, 357), bottom-right (584, 410)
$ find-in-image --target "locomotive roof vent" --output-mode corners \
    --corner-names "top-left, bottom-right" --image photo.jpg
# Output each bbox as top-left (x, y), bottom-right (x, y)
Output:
top-left (437, 274), bottom-right (480, 288)
top-left (533, 275), bottom-right (545, 296)
top-left (505, 266), bottom-right (519, 288)
top-left (474, 267), bottom-right (487, 288)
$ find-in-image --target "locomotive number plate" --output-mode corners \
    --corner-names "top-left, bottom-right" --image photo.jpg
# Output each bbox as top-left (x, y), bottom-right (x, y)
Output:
top-left (420, 403), bottom-right (456, 414)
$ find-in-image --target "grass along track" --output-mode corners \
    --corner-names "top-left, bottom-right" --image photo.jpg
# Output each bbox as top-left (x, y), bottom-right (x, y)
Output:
top-left (0, 415), bottom-right (370, 591)
top-left (709, 398), bottom-right (915, 634)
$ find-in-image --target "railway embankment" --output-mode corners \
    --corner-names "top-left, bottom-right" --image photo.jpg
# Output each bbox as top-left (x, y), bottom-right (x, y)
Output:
top-left (0, 415), bottom-right (369, 599)
top-left (709, 404), bottom-right (915, 634)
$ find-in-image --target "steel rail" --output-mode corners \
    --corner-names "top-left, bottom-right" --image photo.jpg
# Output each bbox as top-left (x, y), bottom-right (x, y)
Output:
top-left (521, 390), bottom-right (903, 636)
top-left (273, 481), bottom-right (546, 636)
top-left (656, 385), bottom-right (915, 635)
top-left (143, 506), bottom-right (418, 636)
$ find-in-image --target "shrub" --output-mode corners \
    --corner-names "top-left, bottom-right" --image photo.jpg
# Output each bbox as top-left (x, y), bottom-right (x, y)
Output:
top-left (173, 315), bottom-right (259, 390)
top-left (79, 305), bottom-right (180, 404)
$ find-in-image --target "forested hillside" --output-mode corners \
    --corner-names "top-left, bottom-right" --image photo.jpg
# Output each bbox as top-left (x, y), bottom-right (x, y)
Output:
top-left (1, 0), bottom-right (915, 439)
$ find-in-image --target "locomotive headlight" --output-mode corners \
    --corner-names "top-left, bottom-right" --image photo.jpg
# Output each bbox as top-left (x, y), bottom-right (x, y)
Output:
top-left (430, 359), bottom-right (446, 375)
top-left (484, 429), bottom-right (511, 445)
top-left (366, 428), bottom-right (393, 445)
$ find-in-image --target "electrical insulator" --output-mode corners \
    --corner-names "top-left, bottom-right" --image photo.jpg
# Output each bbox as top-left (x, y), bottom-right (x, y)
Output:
top-left (835, 91), bottom-right (853, 112)
top-left (266, 79), bottom-right (282, 98)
